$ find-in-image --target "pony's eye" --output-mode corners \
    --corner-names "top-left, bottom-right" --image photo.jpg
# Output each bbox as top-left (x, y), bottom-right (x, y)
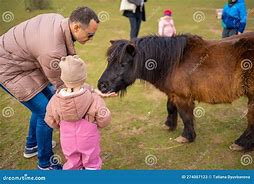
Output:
top-left (121, 63), bottom-right (126, 67)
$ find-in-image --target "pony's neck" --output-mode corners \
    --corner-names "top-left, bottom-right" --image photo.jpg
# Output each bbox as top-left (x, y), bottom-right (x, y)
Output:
top-left (132, 35), bottom-right (188, 89)
top-left (134, 57), bottom-right (165, 88)
top-left (133, 50), bottom-right (167, 88)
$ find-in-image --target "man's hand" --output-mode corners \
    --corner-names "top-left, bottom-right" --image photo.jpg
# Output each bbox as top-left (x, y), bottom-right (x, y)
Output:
top-left (94, 89), bottom-right (118, 98)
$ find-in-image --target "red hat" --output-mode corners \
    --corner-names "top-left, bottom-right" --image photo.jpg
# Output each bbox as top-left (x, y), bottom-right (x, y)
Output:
top-left (164, 9), bottom-right (172, 16)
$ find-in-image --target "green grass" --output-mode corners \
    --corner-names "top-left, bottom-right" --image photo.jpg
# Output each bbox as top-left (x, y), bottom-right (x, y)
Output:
top-left (0, 0), bottom-right (254, 169)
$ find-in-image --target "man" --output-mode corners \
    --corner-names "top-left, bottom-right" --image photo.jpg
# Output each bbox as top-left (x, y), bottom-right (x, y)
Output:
top-left (0, 6), bottom-right (115, 170)
top-left (222, 0), bottom-right (247, 38)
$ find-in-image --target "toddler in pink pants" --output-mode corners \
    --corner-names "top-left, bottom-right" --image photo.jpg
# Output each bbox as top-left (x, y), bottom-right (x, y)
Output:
top-left (45, 55), bottom-right (111, 170)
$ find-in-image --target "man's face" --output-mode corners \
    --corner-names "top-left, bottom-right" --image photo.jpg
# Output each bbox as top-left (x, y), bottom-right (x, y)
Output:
top-left (71, 19), bottom-right (98, 44)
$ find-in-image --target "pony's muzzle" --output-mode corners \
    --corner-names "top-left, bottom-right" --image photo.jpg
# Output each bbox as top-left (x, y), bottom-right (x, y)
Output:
top-left (98, 81), bottom-right (109, 93)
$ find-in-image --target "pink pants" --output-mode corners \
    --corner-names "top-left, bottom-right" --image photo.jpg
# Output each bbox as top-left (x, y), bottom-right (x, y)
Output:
top-left (60, 119), bottom-right (102, 170)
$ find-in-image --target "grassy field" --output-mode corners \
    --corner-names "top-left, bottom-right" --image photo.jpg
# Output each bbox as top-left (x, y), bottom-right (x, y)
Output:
top-left (0, 0), bottom-right (254, 169)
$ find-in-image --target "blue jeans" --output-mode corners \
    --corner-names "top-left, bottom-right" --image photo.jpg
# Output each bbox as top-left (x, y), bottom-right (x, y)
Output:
top-left (0, 84), bottom-right (54, 168)
top-left (128, 15), bottom-right (142, 39)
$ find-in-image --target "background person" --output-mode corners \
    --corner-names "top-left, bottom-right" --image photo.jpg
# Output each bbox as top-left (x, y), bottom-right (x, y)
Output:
top-left (222, 0), bottom-right (247, 38)
top-left (120, 0), bottom-right (147, 39)
top-left (158, 9), bottom-right (176, 37)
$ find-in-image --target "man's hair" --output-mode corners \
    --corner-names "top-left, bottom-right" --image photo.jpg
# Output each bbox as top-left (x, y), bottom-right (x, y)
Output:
top-left (69, 7), bottom-right (100, 26)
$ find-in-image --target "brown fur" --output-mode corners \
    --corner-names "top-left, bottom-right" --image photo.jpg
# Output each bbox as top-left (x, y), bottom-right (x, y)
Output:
top-left (166, 33), bottom-right (254, 105)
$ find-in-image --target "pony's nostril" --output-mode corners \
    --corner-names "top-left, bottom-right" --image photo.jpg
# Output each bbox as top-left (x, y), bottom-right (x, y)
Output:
top-left (101, 83), bottom-right (107, 89)
top-left (98, 82), bottom-right (108, 93)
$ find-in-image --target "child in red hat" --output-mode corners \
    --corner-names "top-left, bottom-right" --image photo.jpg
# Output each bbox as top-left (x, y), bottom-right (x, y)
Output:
top-left (158, 9), bottom-right (176, 37)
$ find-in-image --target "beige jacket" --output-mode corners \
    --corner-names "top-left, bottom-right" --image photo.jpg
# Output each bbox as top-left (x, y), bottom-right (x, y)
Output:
top-left (0, 13), bottom-right (75, 101)
top-left (44, 85), bottom-right (111, 129)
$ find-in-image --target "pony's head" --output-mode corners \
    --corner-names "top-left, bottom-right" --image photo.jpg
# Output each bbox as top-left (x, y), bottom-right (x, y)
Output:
top-left (98, 40), bottom-right (137, 94)
top-left (98, 35), bottom-right (189, 94)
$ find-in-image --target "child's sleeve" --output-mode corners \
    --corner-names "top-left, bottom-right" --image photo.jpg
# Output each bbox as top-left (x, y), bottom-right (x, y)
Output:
top-left (44, 97), bottom-right (60, 129)
top-left (158, 20), bottom-right (164, 36)
top-left (88, 93), bottom-right (111, 128)
top-left (171, 19), bottom-right (176, 35)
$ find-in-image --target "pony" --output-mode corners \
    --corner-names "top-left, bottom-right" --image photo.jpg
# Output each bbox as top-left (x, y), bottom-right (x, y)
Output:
top-left (98, 32), bottom-right (254, 151)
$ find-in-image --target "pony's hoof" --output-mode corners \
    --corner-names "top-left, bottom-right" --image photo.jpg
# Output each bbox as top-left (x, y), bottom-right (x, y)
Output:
top-left (229, 143), bottom-right (244, 151)
top-left (168, 126), bottom-right (177, 131)
top-left (163, 124), bottom-right (176, 131)
top-left (175, 136), bottom-right (189, 143)
top-left (162, 124), bottom-right (170, 130)
top-left (164, 121), bottom-right (177, 131)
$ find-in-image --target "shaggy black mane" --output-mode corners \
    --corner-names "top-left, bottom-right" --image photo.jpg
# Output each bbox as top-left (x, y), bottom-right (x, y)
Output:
top-left (107, 34), bottom-right (193, 85)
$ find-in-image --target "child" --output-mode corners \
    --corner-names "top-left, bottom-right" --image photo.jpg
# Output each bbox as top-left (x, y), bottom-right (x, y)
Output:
top-left (158, 9), bottom-right (176, 37)
top-left (44, 55), bottom-right (111, 170)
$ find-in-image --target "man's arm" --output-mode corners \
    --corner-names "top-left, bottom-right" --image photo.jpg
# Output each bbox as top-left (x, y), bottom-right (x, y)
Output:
top-left (37, 54), bottom-right (65, 89)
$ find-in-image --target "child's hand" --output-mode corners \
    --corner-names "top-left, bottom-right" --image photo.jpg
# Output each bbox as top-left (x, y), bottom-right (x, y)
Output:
top-left (94, 89), bottom-right (118, 98)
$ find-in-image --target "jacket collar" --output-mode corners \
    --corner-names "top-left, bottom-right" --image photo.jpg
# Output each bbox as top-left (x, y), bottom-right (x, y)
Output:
top-left (60, 18), bottom-right (76, 55)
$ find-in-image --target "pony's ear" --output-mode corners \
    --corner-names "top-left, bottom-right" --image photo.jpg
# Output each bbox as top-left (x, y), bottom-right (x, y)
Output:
top-left (110, 40), bottom-right (116, 45)
top-left (126, 44), bottom-right (136, 56)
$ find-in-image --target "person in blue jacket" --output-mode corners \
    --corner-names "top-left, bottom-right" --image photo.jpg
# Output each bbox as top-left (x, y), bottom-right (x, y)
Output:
top-left (222, 0), bottom-right (247, 38)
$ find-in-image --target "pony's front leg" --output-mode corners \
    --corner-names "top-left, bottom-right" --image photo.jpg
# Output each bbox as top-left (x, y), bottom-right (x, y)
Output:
top-left (174, 98), bottom-right (196, 143)
top-left (165, 98), bottom-right (178, 131)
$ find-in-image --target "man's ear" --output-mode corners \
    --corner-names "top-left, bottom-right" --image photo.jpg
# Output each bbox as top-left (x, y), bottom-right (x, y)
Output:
top-left (126, 44), bottom-right (136, 57)
top-left (73, 23), bottom-right (81, 32)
